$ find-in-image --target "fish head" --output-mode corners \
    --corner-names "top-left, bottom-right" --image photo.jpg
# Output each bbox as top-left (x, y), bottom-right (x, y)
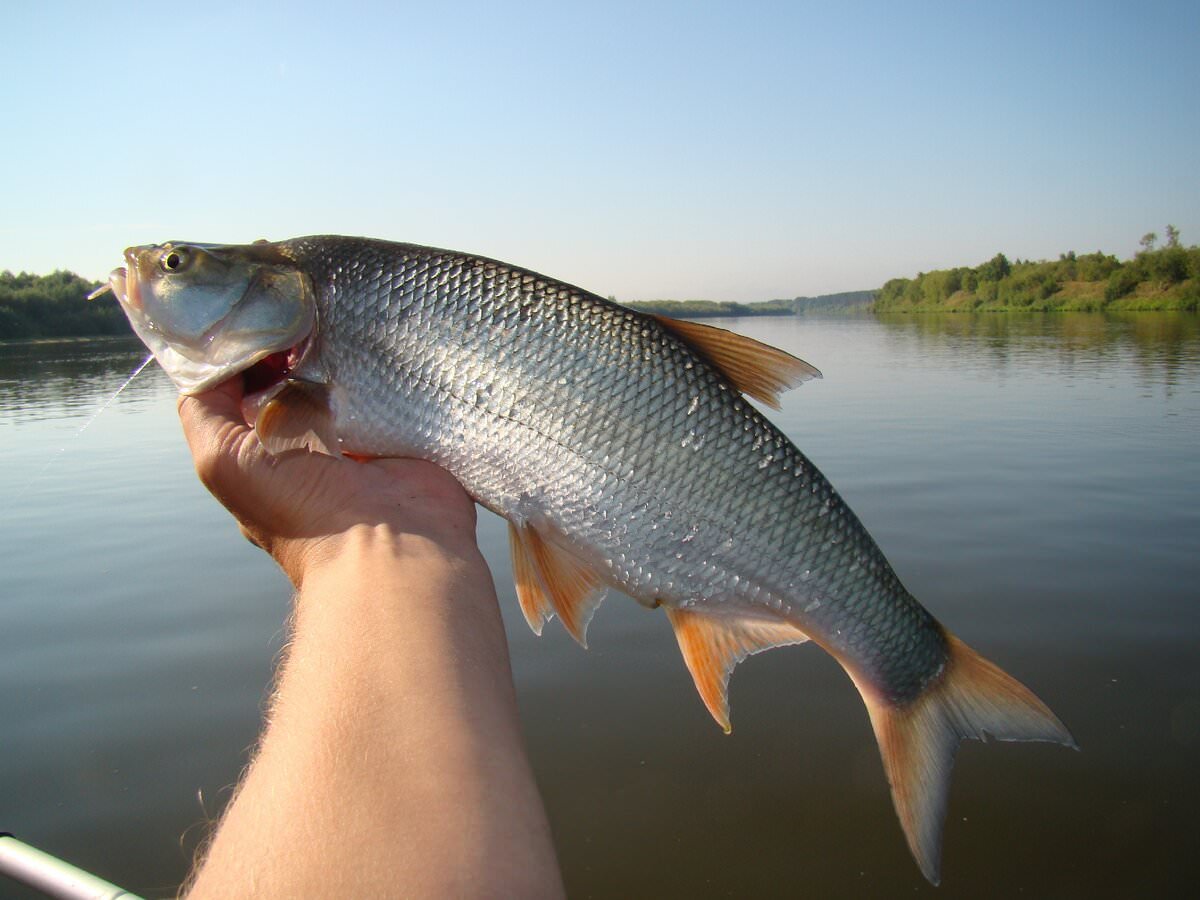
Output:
top-left (107, 241), bottom-right (315, 394)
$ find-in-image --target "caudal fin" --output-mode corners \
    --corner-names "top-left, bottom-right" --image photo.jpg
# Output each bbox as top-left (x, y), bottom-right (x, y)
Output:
top-left (859, 633), bottom-right (1076, 884)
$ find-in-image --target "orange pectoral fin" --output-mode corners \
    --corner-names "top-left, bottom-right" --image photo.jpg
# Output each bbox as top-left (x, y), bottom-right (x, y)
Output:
top-left (652, 315), bottom-right (821, 409)
top-left (253, 380), bottom-right (341, 458)
top-left (508, 521), bottom-right (605, 647)
top-left (665, 607), bottom-right (810, 732)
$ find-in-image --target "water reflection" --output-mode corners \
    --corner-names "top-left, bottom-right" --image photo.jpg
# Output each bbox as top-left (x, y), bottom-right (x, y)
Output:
top-left (874, 311), bottom-right (1200, 392)
top-left (0, 337), bottom-right (162, 423)
top-left (3, 315), bottom-right (1200, 898)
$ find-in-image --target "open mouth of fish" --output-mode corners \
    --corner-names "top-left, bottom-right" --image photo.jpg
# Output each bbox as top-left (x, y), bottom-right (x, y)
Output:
top-left (240, 338), bottom-right (311, 396)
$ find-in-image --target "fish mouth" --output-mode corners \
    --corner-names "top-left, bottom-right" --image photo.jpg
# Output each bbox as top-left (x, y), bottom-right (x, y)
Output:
top-left (114, 247), bottom-right (145, 310)
top-left (100, 246), bottom-right (146, 313)
top-left (105, 265), bottom-right (134, 310)
top-left (234, 335), bottom-right (315, 428)
top-left (239, 334), bottom-right (313, 398)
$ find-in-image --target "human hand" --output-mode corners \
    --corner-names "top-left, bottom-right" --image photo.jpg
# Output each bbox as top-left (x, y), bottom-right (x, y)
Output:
top-left (177, 377), bottom-right (479, 586)
top-left (178, 379), bottom-right (563, 899)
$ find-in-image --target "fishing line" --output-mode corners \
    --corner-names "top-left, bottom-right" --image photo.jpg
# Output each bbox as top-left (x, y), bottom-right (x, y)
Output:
top-left (73, 352), bottom-right (155, 436)
top-left (13, 352), bottom-right (155, 499)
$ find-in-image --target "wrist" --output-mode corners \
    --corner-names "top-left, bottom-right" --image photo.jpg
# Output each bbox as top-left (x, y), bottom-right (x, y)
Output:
top-left (276, 516), bottom-right (481, 589)
top-left (280, 521), bottom-right (512, 716)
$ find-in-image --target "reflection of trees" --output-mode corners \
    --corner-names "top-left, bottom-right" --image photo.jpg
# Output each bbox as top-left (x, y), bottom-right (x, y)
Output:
top-left (873, 312), bottom-right (1200, 392)
top-left (4, 315), bottom-right (1198, 424)
top-left (0, 338), bottom-right (169, 423)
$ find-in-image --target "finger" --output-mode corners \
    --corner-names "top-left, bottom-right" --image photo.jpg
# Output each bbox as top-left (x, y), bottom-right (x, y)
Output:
top-left (178, 378), bottom-right (249, 452)
top-left (177, 379), bottom-right (265, 495)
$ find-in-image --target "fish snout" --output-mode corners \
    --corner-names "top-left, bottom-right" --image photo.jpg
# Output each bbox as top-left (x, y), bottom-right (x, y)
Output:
top-left (119, 245), bottom-right (153, 311)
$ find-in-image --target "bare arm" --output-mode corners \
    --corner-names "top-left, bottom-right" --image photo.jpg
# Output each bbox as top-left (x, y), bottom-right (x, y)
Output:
top-left (178, 380), bottom-right (564, 899)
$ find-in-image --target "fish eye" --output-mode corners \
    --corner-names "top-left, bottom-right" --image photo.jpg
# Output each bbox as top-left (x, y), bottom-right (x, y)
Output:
top-left (160, 248), bottom-right (190, 273)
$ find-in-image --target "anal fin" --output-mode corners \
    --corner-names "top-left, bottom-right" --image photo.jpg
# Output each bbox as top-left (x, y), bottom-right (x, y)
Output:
top-left (508, 522), bottom-right (605, 647)
top-left (666, 607), bottom-right (810, 733)
top-left (508, 522), bottom-right (555, 636)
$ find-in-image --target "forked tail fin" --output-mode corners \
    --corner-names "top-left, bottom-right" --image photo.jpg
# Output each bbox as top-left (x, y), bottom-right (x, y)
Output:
top-left (857, 633), bottom-right (1076, 884)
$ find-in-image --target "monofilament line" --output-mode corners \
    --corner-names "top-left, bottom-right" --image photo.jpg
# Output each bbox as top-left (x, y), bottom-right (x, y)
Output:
top-left (14, 352), bottom-right (155, 499)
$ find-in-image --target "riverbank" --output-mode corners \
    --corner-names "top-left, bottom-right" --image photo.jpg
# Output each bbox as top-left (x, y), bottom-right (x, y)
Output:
top-left (874, 242), bottom-right (1200, 313)
top-left (6, 257), bottom-right (1197, 341)
top-left (0, 270), bottom-right (128, 340)
top-left (877, 279), bottom-right (1198, 313)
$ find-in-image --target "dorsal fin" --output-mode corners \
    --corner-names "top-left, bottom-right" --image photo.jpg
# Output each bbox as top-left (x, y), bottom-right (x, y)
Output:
top-left (665, 607), bottom-right (810, 732)
top-left (252, 380), bottom-right (340, 457)
top-left (508, 522), bottom-right (555, 635)
top-left (653, 315), bottom-right (821, 409)
top-left (511, 522), bottom-right (606, 647)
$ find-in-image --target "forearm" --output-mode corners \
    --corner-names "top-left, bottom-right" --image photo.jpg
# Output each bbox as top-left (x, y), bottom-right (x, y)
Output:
top-left (185, 525), bottom-right (564, 898)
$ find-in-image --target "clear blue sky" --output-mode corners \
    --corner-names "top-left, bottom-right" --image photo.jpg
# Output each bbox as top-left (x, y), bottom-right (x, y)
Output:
top-left (2, 0), bottom-right (1197, 301)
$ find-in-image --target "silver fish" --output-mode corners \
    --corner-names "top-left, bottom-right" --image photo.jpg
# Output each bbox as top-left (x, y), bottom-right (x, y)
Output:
top-left (104, 235), bottom-right (1074, 883)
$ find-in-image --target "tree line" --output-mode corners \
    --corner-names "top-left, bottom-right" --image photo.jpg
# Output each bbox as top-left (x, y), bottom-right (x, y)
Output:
top-left (874, 227), bottom-right (1199, 312)
top-left (0, 270), bottom-right (130, 339)
top-left (5, 228), bottom-right (1199, 342)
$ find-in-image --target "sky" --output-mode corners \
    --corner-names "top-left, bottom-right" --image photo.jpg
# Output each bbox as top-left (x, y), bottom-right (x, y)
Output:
top-left (2, 0), bottom-right (1197, 301)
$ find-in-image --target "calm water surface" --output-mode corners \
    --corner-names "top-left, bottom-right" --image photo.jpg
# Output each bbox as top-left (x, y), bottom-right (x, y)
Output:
top-left (2, 313), bottom-right (1199, 898)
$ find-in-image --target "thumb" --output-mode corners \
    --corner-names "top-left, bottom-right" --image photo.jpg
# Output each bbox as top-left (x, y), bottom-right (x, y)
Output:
top-left (177, 379), bottom-right (268, 496)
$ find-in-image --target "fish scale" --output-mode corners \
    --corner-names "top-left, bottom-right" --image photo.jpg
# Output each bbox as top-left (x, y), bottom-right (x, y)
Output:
top-left (107, 234), bottom-right (1074, 883)
top-left (283, 236), bottom-right (945, 697)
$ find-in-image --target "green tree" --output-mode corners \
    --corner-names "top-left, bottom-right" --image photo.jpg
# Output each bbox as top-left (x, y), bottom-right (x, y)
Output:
top-left (1151, 247), bottom-right (1189, 284)
top-left (1105, 266), bottom-right (1140, 301)
top-left (1076, 252), bottom-right (1120, 281)
top-left (977, 253), bottom-right (1011, 282)
top-left (1057, 251), bottom-right (1078, 280)
top-left (1165, 224), bottom-right (1181, 248)
top-left (0, 269), bottom-right (129, 339)
top-left (1140, 232), bottom-right (1158, 253)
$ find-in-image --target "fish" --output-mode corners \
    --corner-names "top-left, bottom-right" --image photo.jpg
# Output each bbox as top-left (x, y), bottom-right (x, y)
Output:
top-left (101, 235), bottom-right (1074, 883)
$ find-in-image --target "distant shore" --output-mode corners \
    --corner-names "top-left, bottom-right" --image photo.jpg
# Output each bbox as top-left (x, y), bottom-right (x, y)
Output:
top-left (874, 282), bottom-right (1197, 313)
top-left (624, 290), bottom-right (875, 318)
top-left (5, 238), bottom-right (1198, 340)
top-left (874, 240), bottom-right (1198, 313)
top-left (1, 270), bottom-right (129, 340)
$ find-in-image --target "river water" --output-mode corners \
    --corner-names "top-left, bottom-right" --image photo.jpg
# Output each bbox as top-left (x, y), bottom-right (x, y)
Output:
top-left (2, 313), bottom-right (1198, 898)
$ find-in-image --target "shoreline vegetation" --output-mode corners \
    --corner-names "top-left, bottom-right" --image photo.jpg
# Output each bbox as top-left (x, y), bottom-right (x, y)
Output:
top-left (3, 229), bottom-right (1196, 339)
top-left (875, 228), bottom-right (1198, 313)
top-left (1, 270), bottom-right (129, 340)
top-left (624, 290), bottom-right (876, 318)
